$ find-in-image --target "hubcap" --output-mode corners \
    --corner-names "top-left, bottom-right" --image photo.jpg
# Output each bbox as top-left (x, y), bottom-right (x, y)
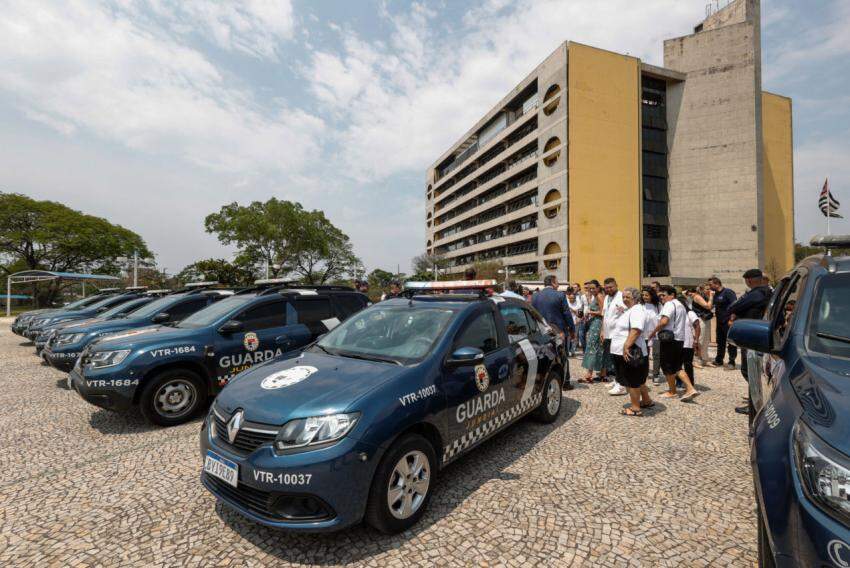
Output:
top-left (387, 450), bottom-right (430, 520)
top-left (154, 379), bottom-right (197, 417)
top-left (547, 378), bottom-right (561, 415)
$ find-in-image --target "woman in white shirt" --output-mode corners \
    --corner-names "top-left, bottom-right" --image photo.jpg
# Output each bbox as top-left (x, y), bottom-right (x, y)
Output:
top-left (566, 291), bottom-right (585, 356)
top-left (641, 287), bottom-right (662, 384)
top-left (609, 287), bottom-right (653, 416)
top-left (648, 285), bottom-right (699, 402)
top-left (680, 299), bottom-right (702, 387)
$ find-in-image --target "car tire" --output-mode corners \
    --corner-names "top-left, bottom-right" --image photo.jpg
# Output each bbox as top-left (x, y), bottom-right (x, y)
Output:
top-left (532, 370), bottom-right (562, 423)
top-left (365, 433), bottom-right (436, 534)
top-left (139, 368), bottom-right (206, 427)
top-left (757, 504), bottom-right (776, 568)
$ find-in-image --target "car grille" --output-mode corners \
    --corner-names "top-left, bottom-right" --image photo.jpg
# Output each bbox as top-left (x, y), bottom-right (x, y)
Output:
top-left (212, 410), bottom-right (278, 455)
top-left (204, 473), bottom-right (280, 520)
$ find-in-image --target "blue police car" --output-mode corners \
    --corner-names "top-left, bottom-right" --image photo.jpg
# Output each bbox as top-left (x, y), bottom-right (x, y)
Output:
top-left (199, 281), bottom-right (568, 533)
top-left (44, 284), bottom-right (230, 372)
top-left (24, 287), bottom-right (148, 341)
top-left (12, 289), bottom-right (121, 337)
top-left (729, 235), bottom-right (850, 567)
top-left (34, 293), bottom-right (164, 356)
top-left (69, 280), bottom-right (368, 426)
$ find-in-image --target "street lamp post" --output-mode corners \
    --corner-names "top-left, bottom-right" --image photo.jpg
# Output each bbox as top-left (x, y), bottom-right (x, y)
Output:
top-left (497, 268), bottom-right (516, 287)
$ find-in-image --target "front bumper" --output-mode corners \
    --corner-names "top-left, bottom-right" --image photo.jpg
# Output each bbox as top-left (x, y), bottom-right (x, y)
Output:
top-left (44, 346), bottom-right (80, 372)
top-left (200, 419), bottom-right (381, 532)
top-left (68, 366), bottom-right (136, 411)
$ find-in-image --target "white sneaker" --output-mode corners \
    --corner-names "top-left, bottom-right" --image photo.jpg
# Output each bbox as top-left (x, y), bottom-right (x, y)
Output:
top-left (608, 383), bottom-right (627, 396)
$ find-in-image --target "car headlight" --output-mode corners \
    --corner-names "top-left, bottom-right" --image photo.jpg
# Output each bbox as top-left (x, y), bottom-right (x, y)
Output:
top-left (793, 420), bottom-right (850, 525)
top-left (88, 349), bottom-right (131, 369)
top-left (56, 333), bottom-right (85, 346)
top-left (274, 413), bottom-right (359, 454)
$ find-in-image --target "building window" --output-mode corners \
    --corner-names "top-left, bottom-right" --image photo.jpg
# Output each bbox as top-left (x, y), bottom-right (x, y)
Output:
top-left (542, 84), bottom-right (561, 116)
top-left (542, 137), bottom-right (561, 167)
top-left (543, 188), bottom-right (561, 219)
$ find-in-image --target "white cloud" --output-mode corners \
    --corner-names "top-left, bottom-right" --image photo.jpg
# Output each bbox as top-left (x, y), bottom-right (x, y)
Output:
top-left (0, 0), bottom-right (320, 175)
top-left (304, 0), bottom-right (701, 183)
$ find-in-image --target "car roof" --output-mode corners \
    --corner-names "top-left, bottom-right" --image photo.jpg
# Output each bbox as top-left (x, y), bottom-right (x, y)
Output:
top-left (380, 294), bottom-right (527, 310)
top-left (798, 253), bottom-right (850, 275)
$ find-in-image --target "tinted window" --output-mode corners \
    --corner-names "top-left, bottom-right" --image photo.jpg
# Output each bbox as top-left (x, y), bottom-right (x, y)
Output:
top-left (100, 298), bottom-right (149, 318)
top-left (808, 273), bottom-right (850, 359)
top-left (498, 304), bottom-right (531, 342)
top-left (236, 301), bottom-right (287, 330)
top-left (167, 298), bottom-right (210, 321)
top-left (293, 298), bottom-right (335, 335)
top-left (454, 311), bottom-right (499, 353)
top-left (333, 294), bottom-right (367, 318)
top-left (176, 296), bottom-right (252, 328)
top-left (774, 272), bottom-right (806, 347)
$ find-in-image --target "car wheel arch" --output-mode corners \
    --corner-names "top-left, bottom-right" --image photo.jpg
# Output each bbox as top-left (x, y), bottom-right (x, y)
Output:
top-left (376, 421), bottom-right (444, 472)
top-left (133, 360), bottom-right (212, 405)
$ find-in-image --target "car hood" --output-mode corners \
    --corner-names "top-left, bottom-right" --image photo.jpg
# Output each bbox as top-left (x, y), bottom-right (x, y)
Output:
top-left (90, 324), bottom-right (202, 351)
top-left (57, 317), bottom-right (145, 336)
top-left (51, 317), bottom-right (106, 332)
top-left (794, 353), bottom-right (850, 452)
top-left (215, 351), bottom-right (409, 426)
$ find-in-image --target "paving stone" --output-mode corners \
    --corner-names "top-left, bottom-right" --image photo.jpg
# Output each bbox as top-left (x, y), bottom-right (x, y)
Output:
top-left (0, 317), bottom-right (757, 566)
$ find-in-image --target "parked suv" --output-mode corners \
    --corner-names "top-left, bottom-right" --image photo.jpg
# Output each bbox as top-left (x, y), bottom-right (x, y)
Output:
top-left (729, 235), bottom-right (850, 568)
top-left (69, 281), bottom-right (369, 426)
top-left (44, 284), bottom-right (231, 371)
top-left (12, 289), bottom-right (121, 337)
top-left (24, 288), bottom-right (149, 340)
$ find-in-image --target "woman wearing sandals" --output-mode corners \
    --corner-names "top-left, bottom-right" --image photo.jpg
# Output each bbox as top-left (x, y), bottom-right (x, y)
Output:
top-left (609, 287), bottom-right (653, 416)
top-left (647, 285), bottom-right (700, 402)
top-left (580, 280), bottom-right (606, 383)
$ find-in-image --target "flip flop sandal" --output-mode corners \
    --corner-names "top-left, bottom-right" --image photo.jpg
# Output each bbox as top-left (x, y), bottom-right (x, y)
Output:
top-left (621, 408), bottom-right (643, 417)
top-left (681, 391), bottom-right (701, 402)
top-left (640, 401), bottom-right (656, 409)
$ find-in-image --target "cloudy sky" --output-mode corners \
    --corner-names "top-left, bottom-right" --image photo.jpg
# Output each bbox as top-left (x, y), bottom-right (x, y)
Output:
top-left (1, 0), bottom-right (848, 275)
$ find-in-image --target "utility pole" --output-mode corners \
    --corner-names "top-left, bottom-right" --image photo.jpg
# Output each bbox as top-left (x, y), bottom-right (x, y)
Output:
top-left (133, 250), bottom-right (139, 287)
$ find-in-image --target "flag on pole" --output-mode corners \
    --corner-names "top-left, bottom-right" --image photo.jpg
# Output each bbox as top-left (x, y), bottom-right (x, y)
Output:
top-left (819, 178), bottom-right (842, 218)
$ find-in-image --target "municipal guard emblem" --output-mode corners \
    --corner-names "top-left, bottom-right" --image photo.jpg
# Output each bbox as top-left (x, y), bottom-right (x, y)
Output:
top-left (474, 364), bottom-right (490, 392)
top-left (243, 332), bottom-right (259, 352)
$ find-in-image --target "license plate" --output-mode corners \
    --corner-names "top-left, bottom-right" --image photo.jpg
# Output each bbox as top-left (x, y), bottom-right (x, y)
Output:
top-left (204, 450), bottom-right (238, 488)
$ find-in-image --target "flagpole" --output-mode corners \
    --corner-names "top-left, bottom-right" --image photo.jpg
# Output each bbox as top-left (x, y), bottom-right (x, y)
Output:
top-left (827, 176), bottom-right (831, 236)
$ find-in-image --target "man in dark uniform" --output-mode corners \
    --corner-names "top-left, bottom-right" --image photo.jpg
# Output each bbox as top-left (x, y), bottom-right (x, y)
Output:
top-left (532, 275), bottom-right (576, 390)
top-left (728, 268), bottom-right (773, 415)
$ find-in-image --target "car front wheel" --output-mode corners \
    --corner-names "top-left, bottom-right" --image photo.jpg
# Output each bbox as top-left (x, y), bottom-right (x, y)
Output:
top-left (365, 433), bottom-right (436, 534)
top-left (139, 368), bottom-right (206, 427)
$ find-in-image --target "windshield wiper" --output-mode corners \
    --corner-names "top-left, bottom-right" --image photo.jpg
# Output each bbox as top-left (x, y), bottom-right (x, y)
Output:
top-left (817, 332), bottom-right (850, 345)
top-left (336, 350), bottom-right (403, 366)
top-left (313, 344), bottom-right (334, 355)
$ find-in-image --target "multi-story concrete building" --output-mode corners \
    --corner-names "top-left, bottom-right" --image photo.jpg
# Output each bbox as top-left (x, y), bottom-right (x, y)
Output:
top-left (424, 0), bottom-right (793, 289)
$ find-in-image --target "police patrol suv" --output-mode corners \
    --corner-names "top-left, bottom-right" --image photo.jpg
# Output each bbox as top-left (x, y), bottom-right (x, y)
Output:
top-left (69, 280), bottom-right (368, 426)
top-left (12, 288), bottom-right (122, 337)
top-left (200, 280), bottom-right (568, 533)
top-left (23, 287), bottom-right (149, 341)
top-left (43, 283), bottom-right (230, 372)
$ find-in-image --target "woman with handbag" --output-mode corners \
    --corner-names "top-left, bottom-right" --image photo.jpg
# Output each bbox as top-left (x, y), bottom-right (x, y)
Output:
top-left (648, 285), bottom-right (699, 402)
top-left (580, 280), bottom-right (606, 383)
top-left (609, 287), bottom-right (653, 416)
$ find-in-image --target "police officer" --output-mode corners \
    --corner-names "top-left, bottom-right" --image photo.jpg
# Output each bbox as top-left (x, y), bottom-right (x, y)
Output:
top-left (728, 268), bottom-right (773, 416)
top-left (531, 275), bottom-right (576, 390)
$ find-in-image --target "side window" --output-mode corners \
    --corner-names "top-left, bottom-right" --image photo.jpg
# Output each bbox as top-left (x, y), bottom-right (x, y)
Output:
top-left (523, 309), bottom-right (540, 334)
top-left (167, 298), bottom-right (209, 321)
top-left (235, 300), bottom-right (287, 331)
top-left (453, 311), bottom-right (499, 353)
top-left (293, 298), bottom-right (335, 335)
top-left (774, 272), bottom-right (806, 347)
top-left (333, 294), bottom-right (367, 319)
top-left (498, 304), bottom-right (531, 342)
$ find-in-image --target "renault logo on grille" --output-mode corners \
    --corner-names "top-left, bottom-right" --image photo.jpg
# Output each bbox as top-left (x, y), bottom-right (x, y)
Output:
top-left (227, 410), bottom-right (244, 444)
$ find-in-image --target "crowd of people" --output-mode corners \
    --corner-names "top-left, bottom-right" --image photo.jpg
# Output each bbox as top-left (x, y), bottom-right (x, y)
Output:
top-left (355, 266), bottom-right (774, 418)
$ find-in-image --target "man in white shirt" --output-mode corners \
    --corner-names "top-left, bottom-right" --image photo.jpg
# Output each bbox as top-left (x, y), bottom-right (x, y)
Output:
top-left (609, 287), bottom-right (653, 415)
top-left (648, 285), bottom-right (699, 401)
top-left (499, 280), bottom-right (525, 300)
top-left (601, 277), bottom-right (626, 395)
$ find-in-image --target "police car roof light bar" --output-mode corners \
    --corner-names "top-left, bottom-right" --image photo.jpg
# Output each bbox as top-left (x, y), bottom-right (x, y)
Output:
top-left (285, 284), bottom-right (355, 292)
top-left (404, 280), bottom-right (497, 290)
top-left (184, 281), bottom-right (219, 288)
top-left (146, 289), bottom-right (171, 295)
top-left (97, 287), bottom-right (122, 293)
top-left (810, 234), bottom-right (850, 252)
top-left (125, 286), bottom-right (149, 292)
top-left (253, 278), bottom-right (299, 286)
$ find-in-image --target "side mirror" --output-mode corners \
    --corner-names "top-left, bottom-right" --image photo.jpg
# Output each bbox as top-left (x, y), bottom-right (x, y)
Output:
top-left (728, 319), bottom-right (772, 353)
top-left (151, 312), bottom-right (170, 324)
top-left (218, 320), bottom-right (243, 334)
top-left (446, 346), bottom-right (485, 367)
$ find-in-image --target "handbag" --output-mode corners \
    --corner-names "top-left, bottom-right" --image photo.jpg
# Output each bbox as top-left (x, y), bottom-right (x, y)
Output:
top-left (626, 344), bottom-right (647, 368)
top-left (658, 301), bottom-right (681, 343)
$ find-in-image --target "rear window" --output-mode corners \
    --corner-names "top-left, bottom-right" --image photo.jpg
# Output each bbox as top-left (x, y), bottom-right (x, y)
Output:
top-left (808, 273), bottom-right (850, 359)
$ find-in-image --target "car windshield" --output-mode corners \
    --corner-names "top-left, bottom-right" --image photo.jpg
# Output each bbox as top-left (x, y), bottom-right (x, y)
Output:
top-left (176, 296), bottom-right (251, 328)
top-left (63, 296), bottom-right (103, 311)
top-left (314, 305), bottom-right (457, 365)
top-left (100, 299), bottom-right (147, 319)
top-left (808, 273), bottom-right (850, 359)
top-left (127, 296), bottom-right (181, 320)
top-left (87, 295), bottom-right (127, 311)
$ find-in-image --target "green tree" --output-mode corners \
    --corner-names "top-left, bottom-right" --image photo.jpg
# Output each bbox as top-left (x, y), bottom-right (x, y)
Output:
top-left (0, 192), bottom-right (151, 304)
top-left (204, 198), bottom-right (362, 284)
top-left (410, 252), bottom-right (449, 281)
top-left (177, 258), bottom-right (256, 287)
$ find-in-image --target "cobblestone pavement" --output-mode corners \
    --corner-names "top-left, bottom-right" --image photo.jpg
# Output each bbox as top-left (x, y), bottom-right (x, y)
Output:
top-left (0, 318), bottom-right (757, 567)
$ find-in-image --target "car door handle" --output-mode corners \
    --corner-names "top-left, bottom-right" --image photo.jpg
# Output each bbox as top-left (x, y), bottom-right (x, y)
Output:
top-left (274, 336), bottom-right (292, 346)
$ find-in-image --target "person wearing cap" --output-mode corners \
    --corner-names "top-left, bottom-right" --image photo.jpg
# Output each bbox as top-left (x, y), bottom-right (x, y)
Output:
top-left (531, 275), bottom-right (576, 390)
top-left (728, 268), bottom-right (773, 415)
